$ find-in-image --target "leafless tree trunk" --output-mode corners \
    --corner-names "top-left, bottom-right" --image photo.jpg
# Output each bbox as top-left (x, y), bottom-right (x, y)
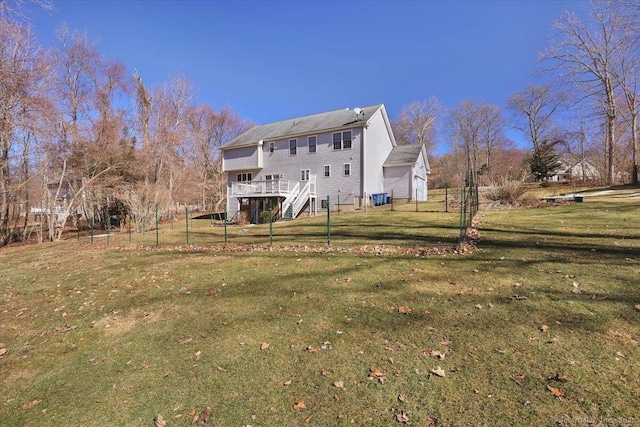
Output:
top-left (391, 98), bottom-right (442, 154)
top-left (0, 16), bottom-right (52, 245)
top-left (508, 84), bottom-right (565, 151)
top-left (542, 1), bottom-right (634, 185)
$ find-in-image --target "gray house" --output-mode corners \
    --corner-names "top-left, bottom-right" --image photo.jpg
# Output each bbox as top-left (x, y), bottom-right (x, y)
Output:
top-left (221, 104), bottom-right (430, 223)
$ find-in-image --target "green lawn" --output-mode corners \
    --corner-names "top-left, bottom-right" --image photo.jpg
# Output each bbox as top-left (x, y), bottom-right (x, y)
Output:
top-left (1, 190), bottom-right (638, 426)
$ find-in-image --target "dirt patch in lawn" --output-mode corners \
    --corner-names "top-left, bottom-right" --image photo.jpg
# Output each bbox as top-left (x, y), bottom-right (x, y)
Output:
top-left (93, 309), bottom-right (161, 336)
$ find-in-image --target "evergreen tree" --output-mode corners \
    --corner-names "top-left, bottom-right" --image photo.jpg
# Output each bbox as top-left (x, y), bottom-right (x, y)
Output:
top-left (529, 140), bottom-right (562, 181)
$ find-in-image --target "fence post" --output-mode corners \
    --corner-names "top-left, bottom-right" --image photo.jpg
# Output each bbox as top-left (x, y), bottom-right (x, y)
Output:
top-left (155, 205), bottom-right (159, 247)
top-left (326, 196), bottom-right (331, 247)
top-left (445, 185), bottom-right (448, 213)
top-left (391, 189), bottom-right (395, 211)
top-left (107, 213), bottom-right (111, 245)
top-left (269, 199), bottom-right (273, 246)
top-left (128, 214), bottom-right (132, 244)
top-left (459, 187), bottom-right (465, 242)
top-left (224, 204), bottom-right (227, 245)
top-left (415, 188), bottom-right (419, 212)
top-left (90, 217), bottom-right (94, 245)
top-left (185, 206), bottom-right (189, 245)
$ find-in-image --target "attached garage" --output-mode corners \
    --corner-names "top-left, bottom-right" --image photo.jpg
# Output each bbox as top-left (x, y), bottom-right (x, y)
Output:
top-left (383, 144), bottom-right (430, 202)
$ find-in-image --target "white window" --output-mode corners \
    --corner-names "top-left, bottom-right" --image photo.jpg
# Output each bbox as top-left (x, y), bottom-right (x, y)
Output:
top-left (332, 133), bottom-right (341, 150)
top-left (300, 169), bottom-right (310, 181)
top-left (332, 131), bottom-right (352, 150)
top-left (289, 139), bottom-right (297, 156)
top-left (343, 163), bottom-right (351, 177)
top-left (236, 173), bottom-right (253, 182)
top-left (308, 136), bottom-right (317, 153)
top-left (343, 131), bottom-right (352, 149)
top-left (269, 142), bottom-right (275, 153)
top-left (324, 165), bottom-right (331, 178)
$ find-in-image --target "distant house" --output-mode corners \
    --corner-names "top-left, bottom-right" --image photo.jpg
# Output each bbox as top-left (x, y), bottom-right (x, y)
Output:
top-left (549, 158), bottom-right (600, 182)
top-left (221, 104), bottom-right (430, 223)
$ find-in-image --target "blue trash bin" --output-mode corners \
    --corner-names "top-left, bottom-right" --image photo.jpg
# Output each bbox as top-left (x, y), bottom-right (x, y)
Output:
top-left (372, 193), bottom-right (381, 206)
top-left (382, 193), bottom-right (389, 204)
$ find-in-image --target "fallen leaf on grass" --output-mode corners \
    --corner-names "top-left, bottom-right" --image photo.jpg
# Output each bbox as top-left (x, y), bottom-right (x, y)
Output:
top-left (205, 288), bottom-right (219, 296)
top-left (154, 414), bottom-right (167, 427)
top-left (293, 400), bottom-right (306, 410)
top-left (474, 304), bottom-right (482, 310)
top-left (368, 366), bottom-right (387, 383)
top-left (179, 337), bottom-right (193, 345)
top-left (539, 325), bottom-right (549, 333)
top-left (427, 416), bottom-right (438, 426)
top-left (396, 411), bottom-right (411, 424)
top-left (162, 370), bottom-right (171, 378)
top-left (423, 349), bottom-right (446, 360)
top-left (548, 373), bottom-right (569, 382)
top-left (634, 304), bottom-right (640, 311)
top-left (305, 415), bottom-right (312, 423)
top-left (398, 306), bottom-right (412, 314)
top-left (0, 348), bottom-right (6, 357)
top-left (398, 394), bottom-right (407, 402)
top-left (198, 407), bottom-right (211, 424)
top-left (188, 408), bottom-right (196, 417)
top-left (333, 381), bottom-right (345, 389)
top-left (260, 342), bottom-right (270, 350)
top-left (430, 366), bottom-right (446, 377)
top-left (546, 385), bottom-right (564, 397)
top-left (21, 399), bottom-right (41, 409)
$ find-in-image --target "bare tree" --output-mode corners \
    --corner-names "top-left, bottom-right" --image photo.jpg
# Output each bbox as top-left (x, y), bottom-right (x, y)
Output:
top-left (477, 104), bottom-right (509, 184)
top-left (391, 98), bottom-right (443, 154)
top-left (448, 100), bottom-right (482, 189)
top-left (507, 84), bottom-right (566, 151)
top-left (608, 1), bottom-right (640, 183)
top-left (542, 1), bottom-right (635, 184)
top-left (0, 16), bottom-right (52, 245)
top-left (184, 105), bottom-right (252, 211)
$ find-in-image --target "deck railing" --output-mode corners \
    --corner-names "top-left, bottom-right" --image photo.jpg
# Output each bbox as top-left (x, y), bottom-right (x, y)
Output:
top-left (231, 179), bottom-right (297, 196)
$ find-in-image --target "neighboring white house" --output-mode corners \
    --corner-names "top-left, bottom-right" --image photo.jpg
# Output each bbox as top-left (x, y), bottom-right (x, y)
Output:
top-left (549, 158), bottom-right (600, 182)
top-left (221, 104), bottom-right (430, 223)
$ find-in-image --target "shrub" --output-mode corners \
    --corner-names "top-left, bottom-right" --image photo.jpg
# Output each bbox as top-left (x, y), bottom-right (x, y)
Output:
top-left (483, 177), bottom-right (529, 205)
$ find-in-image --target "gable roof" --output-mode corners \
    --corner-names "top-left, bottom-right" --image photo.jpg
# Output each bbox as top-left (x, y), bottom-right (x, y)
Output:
top-left (222, 104), bottom-right (384, 150)
top-left (383, 144), bottom-right (427, 167)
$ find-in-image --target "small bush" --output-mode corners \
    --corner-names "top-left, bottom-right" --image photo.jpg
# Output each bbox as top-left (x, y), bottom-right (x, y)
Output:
top-left (484, 178), bottom-right (529, 205)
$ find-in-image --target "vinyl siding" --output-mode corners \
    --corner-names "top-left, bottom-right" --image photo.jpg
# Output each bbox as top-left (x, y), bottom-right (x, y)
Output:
top-left (384, 167), bottom-right (411, 199)
top-left (223, 145), bottom-right (260, 171)
top-left (362, 109), bottom-right (394, 196)
top-left (255, 128), bottom-right (364, 208)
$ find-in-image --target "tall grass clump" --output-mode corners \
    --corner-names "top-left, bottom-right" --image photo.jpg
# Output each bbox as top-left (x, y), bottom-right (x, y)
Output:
top-left (483, 177), bottom-right (531, 206)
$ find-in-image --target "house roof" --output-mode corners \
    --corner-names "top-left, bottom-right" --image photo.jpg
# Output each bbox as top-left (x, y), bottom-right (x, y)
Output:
top-left (222, 104), bottom-right (384, 150)
top-left (383, 144), bottom-right (426, 167)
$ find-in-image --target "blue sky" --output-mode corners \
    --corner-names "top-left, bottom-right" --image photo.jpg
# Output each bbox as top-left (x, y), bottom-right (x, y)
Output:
top-left (30, 0), bottom-right (584, 150)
